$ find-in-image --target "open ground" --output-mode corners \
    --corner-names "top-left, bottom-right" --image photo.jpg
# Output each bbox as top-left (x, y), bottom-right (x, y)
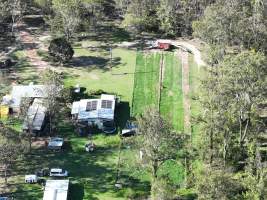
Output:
top-left (0, 14), bottom-right (205, 200)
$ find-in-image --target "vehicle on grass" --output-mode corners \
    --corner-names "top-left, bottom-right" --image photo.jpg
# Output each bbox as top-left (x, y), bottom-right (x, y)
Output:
top-left (35, 168), bottom-right (49, 177)
top-left (85, 142), bottom-right (96, 152)
top-left (25, 174), bottom-right (38, 183)
top-left (49, 168), bottom-right (68, 177)
top-left (47, 137), bottom-right (64, 150)
top-left (121, 120), bottom-right (138, 137)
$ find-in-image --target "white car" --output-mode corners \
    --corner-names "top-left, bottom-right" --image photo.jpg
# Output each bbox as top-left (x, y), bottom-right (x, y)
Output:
top-left (49, 168), bottom-right (68, 177)
top-left (25, 174), bottom-right (38, 183)
top-left (48, 137), bottom-right (64, 150)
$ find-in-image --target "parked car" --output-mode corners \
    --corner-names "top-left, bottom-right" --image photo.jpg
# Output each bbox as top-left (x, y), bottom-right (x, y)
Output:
top-left (25, 174), bottom-right (38, 183)
top-left (121, 120), bottom-right (138, 137)
top-left (49, 168), bottom-right (68, 177)
top-left (35, 168), bottom-right (49, 177)
top-left (85, 143), bottom-right (95, 152)
top-left (47, 137), bottom-right (64, 150)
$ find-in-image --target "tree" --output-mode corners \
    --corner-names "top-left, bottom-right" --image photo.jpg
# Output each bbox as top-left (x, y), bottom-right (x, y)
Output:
top-left (193, 0), bottom-right (267, 52)
top-left (50, 0), bottom-right (81, 40)
top-left (34, 0), bottom-right (53, 15)
top-left (48, 37), bottom-right (74, 63)
top-left (121, 0), bottom-right (213, 36)
top-left (0, 123), bottom-right (25, 184)
top-left (197, 51), bottom-right (267, 198)
top-left (0, 0), bottom-right (9, 23)
top-left (136, 107), bottom-right (180, 200)
top-left (41, 69), bottom-right (63, 135)
top-left (20, 98), bottom-right (34, 153)
top-left (7, 0), bottom-right (25, 36)
top-left (122, 0), bottom-right (159, 32)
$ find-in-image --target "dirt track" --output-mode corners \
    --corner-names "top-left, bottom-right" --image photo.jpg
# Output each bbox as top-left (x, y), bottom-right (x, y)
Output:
top-left (19, 27), bottom-right (50, 71)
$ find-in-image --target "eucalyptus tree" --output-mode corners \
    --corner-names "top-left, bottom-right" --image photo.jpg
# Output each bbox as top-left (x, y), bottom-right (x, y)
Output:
top-left (7, 0), bottom-right (26, 36)
top-left (193, 0), bottom-right (267, 51)
top-left (136, 107), bottom-right (180, 200)
top-left (41, 69), bottom-right (63, 135)
top-left (0, 123), bottom-right (25, 184)
top-left (197, 51), bottom-right (267, 198)
top-left (49, 0), bottom-right (82, 40)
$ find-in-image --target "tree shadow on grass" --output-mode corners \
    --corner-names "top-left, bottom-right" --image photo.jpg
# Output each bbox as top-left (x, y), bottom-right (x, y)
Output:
top-left (65, 56), bottom-right (122, 73)
top-left (115, 101), bottom-right (130, 131)
top-left (78, 24), bottom-right (132, 44)
top-left (69, 182), bottom-right (85, 200)
top-left (70, 56), bottom-right (109, 68)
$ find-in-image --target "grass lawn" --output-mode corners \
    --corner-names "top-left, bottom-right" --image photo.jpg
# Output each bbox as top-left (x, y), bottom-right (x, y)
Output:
top-left (160, 52), bottom-right (184, 131)
top-left (188, 55), bottom-right (205, 145)
top-left (0, 40), bottom-right (153, 199)
top-left (1, 31), bottom-right (204, 199)
top-left (3, 115), bottom-right (150, 200)
top-left (132, 52), bottom-right (161, 116)
top-left (62, 46), bottom-right (136, 104)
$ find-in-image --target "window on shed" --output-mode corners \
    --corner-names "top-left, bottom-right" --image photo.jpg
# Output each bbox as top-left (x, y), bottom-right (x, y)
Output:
top-left (101, 100), bottom-right (112, 109)
top-left (86, 101), bottom-right (97, 111)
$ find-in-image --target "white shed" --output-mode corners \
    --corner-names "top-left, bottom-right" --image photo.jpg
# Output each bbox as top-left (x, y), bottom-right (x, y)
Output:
top-left (43, 179), bottom-right (69, 200)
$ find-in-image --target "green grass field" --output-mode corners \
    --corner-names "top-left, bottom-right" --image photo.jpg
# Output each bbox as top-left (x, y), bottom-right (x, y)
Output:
top-left (188, 55), bottom-right (205, 145)
top-left (160, 52), bottom-right (184, 131)
top-left (132, 52), bottom-right (161, 116)
top-left (63, 46), bottom-right (137, 104)
top-left (1, 41), bottom-right (152, 199)
top-left (1, 35), bottom-right (203, 199)
top-left (132, 51), bottom-right (184, 131)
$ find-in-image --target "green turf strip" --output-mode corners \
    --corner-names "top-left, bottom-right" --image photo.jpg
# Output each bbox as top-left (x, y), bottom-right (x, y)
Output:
top-left (132, 52), bottom-right (160, 116)
top-left (160, 52), bottom-right (184, 131)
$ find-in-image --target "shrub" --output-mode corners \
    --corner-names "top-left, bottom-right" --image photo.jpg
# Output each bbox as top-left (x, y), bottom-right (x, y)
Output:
top-left (48, 37), bottom-right (74, 63)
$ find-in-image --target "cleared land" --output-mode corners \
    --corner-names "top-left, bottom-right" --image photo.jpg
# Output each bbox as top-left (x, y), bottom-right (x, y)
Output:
top-left (132, 51), bottom-right (184, 131)
top-left (1, 20), bottom-right (202, 198)
top-left (188, 54), bottom-right (205, 144)
top-left (160, 52), bottom-right (183, 131)
top-left (0, 41), bottom-right (152, 199)
top-left (132, 52), bottom-right (161, 116)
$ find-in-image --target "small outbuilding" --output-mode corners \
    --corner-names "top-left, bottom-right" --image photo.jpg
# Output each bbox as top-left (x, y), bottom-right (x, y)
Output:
top-left (25, 174), bottom-right (38, 183)
top-left (22, 98), bottom-right (47, 133)
top-left (71, 94), bottom-right (116, 133)
top-left (156, 40), bottom-right (173, 50)
top-left (43, 179), bottom-right (69, 200)
top-left (10, 84), bottom-right (46, 112)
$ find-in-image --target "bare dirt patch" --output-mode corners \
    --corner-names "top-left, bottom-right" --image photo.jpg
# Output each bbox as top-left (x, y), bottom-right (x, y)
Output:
top-left (19, 25), bottom-right (50, 71)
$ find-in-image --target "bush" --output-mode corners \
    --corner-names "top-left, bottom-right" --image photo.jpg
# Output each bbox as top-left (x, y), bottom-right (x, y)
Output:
top-left (48, 37), bottom-right (74, 63)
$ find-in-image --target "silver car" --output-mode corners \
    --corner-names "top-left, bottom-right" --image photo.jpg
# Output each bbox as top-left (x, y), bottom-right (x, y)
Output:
top-left (49, 168), bottom-right (68, 177)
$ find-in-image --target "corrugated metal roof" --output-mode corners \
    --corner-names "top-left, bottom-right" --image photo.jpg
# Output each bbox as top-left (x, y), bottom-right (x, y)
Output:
top-left (10, 84), bottom-right (62, 108)
top-left (43, 180), bottom-right (69, 200)
top-left (23, 99), bottom-right (46, 131)
top-left (10, 85), bottom-right (46, 108)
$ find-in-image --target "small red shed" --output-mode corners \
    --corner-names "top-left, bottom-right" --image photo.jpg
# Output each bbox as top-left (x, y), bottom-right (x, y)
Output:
top-left (157, 41), bottom-right (171, 50)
